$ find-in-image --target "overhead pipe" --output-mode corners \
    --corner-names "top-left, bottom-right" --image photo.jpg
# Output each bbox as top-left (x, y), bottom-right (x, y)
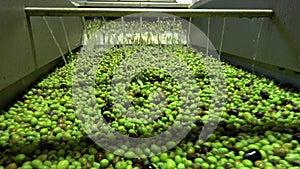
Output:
top-left (72, 2), bottom-right (189, 8)
top-left (25, 7), bottom-right (274, 18)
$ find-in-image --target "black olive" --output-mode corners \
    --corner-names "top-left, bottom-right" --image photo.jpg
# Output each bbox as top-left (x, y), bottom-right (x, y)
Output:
top-left (243, 149), bottom-right (262, 162)
top-left (245, 82), bottom-right (252, 87)
top-left (227, 131), bottom-right (238, 137)
top-left (260, 90), bottom-right (270, 100)
top-left (282, 99), bottom-right (291, 105)
top-left (228, 109), bottom-right (238, 116)
top-left (143, 163), bottom-right (156, 169)
top-left (2, 158), bottom-right (14, 166)
top-left (39, 140), bottom-right (54, 150)
top-left (169, 146), bottom-right (177, 151)
top-left (101, 106), bottom-right (109, 112)
top-left (234, 150), bottom-right (240, 155)
top-left (60, 83), bottom-right (68, 89)
top-left (80, 136), bottom-right (94, 145)
top-left (188, 134), bottom-right (199, 143)
top-left (241, 96), bottom-right (249, 102)
top-left (293, 106), bottom-right (300, 112)
top-left (234, 85), bottom-right (241, 90)
top-left (129, 133), bottom-right (138, 137)
top-left (103, 114), bottom-right (112, 123)
top-left (255, 112), bottom-right (264, 118)
top-left (195, 120), bottom-right (203, 126)
top-left (187, 153), bottom-right (200, 160)
top-left (195, 74), bottom-right (204, 79)
top-left (271, 105), bottom-right (277, 111)
top-left (45, 110), bottom-right (51, 115)
top-left (201, 146), bottom-right (210, 154)
top-left (95, 152), bottom-right (105, 162)
top-left (250, 101), bottom-right (258, 106)
top-left (291, 161), bottom-right (300, 166)
top-left (134, 92), bottom-right (143, 98)
top-left (293, 133), bottom-right (300, 142)
top-left (133, 157), bottom-right (144, 164)
top-left (29, 107), bottom-right (35, 112)
top-left (48, 111), bottom-right (55, 116)
top-left (218, 121), bottom-right (227, 127)
top-left (17, 95), bottom-right (26, 102)
top-left (106, 102), bottom-right (113, 108)
top-left (46, 110), bottom-right (55, 116)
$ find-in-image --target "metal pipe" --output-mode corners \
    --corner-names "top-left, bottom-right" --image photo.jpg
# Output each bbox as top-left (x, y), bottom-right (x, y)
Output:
top-left (72, 2), bottom-right (189, 8)
top-left (25, 7), bottom-right (274, 18)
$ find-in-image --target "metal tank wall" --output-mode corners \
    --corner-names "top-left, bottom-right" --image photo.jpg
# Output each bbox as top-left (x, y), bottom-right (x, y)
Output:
top-left (87, 0), bottom-right (177, 2)
top-left (0, 0), bottom-right (84, 109)
top-left (190, 0), bottom-right (300, 88)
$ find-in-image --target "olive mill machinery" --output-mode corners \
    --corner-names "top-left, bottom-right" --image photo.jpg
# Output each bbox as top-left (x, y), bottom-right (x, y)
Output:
top-left (1, 0), bottom-right (299, 109)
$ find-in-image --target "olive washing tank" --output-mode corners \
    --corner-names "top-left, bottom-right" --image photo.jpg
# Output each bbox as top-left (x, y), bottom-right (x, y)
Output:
top-left (0, 1), bottom-right (300, 169)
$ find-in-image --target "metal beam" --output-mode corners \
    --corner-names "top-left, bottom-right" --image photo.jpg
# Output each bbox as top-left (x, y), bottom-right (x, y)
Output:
top-left (72, 2), bottom-right (189, 8)
top-left (25, 7), bottom-right (274, 18)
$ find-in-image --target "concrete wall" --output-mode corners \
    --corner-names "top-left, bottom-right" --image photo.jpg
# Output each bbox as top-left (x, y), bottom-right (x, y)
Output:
top-left (190, 0), bottom-right (300, 88)
top-left (0, 0), bottom-right (84, 109)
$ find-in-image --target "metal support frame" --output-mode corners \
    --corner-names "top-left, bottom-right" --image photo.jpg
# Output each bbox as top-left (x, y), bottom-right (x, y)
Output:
top-left (72, 2), bottom-right (189, 8)
top-left (25, 7), bottom-right (274, 18)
